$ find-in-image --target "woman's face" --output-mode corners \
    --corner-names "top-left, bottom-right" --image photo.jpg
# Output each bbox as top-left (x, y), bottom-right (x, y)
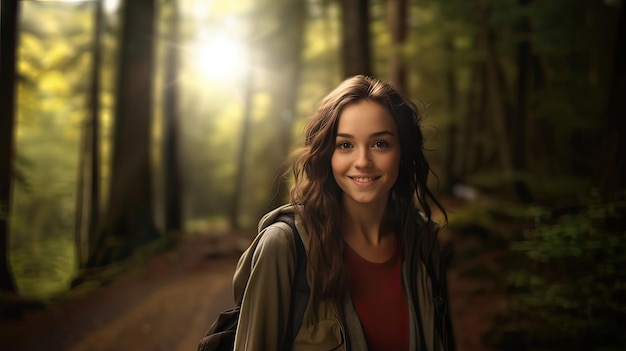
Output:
top-left (331, 100), bottom-right (401, 210)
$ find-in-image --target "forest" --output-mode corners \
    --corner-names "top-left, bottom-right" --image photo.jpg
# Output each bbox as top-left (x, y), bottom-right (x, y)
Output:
top-left (0, 0), bottom-right (625, 350)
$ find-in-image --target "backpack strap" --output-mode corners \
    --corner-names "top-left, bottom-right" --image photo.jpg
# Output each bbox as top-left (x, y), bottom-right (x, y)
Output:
top-left (276, 214), bottom-right (310, 350)
top-left (426, 247), bottom-right (455, 351)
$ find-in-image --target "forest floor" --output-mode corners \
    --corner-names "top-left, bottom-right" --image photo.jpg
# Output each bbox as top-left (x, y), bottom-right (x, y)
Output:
top-left (0, 201), bottom-right (507, 351)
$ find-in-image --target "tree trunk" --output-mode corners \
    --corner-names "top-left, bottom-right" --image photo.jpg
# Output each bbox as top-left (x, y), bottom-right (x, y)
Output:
top-left (229, 66), bottom-right (254, 230)
top-left (322, 0), bottom-right (335, 88)
top-left (479, 0), bottom-right (514, 191)
top-left (512, 0), bottom-right (533, 202)
top-left (461, 56), bottom-right (486, 176)
top-left (341, 0), bottom-right (372, 77)
top-left (267, 0), bottom-right (306, 211)
top-left (598, 1), bottom-right (626, 193)
top-left (88, 0), bottom-right (158, 267)
top-left (444, 37), bottom-right (458, 193)
top-left (163, 0), bottom-right (183, 236)
top-left (76, 0), bottom-right (104, 269)
top-left (388, 0), bottom-right (408, 93)
top-left (89, 0), bottom-right (103, 256)
top-left (0, 0), bottom-right (19, 294)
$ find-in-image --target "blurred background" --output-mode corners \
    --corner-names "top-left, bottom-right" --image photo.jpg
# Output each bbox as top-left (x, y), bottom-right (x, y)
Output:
top-left (0, 0), bottom-right (624, 350)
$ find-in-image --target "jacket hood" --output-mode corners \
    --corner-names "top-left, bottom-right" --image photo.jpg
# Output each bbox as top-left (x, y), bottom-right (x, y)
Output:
top-left (261, 203), bottom-right (309, 254)
top-left (257, 203), bottom-right (299, 232)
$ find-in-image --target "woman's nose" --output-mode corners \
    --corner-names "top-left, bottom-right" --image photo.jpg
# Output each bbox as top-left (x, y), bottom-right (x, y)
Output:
top-left (354, 148), bottom-right (372, 168)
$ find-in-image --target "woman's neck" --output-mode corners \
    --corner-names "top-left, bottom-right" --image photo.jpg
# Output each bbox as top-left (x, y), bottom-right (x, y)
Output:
top-left (341, 201), bottom-right (398, 263)
top-left (341, 199), bottom-right (390, 246)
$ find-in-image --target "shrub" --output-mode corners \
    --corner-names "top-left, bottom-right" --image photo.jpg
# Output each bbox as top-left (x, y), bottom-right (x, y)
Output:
top-left (506, 190), bottom-right (626, 350)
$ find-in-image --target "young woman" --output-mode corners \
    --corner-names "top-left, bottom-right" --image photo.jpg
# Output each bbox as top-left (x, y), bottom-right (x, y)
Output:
top-left (232, 75), bottom-right (455, 350)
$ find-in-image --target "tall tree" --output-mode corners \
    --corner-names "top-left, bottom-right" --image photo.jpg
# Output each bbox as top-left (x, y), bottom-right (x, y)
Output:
top-left (598, 1), bottom-right (626, 193)
top-left (461, 58), bottom-right (488, 176)
top-left (76, 0), bottom-right (104, 268)
top-left (88, 0), bottom-right (158, 267)
top-left (444, 37), bottom-right (459, 193)
top-left (0, 0), bottom-right (19, 293)
top-left (267, 0), bottom-right (306, 211)
top-left (512, 0), bottom-right (533, 202)
top-left (342, 0), bottom-right (372, 77)
top-left (230, 65), bottom-right (254, 230)
top-left (163, 0), bottom-right (183, 235)
top-left (387, 0), bottom-right (408, 93)
top-left (479, 0), bottom-right (514, 193)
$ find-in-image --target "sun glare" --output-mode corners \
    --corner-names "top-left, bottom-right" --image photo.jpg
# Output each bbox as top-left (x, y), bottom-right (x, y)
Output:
top-left (103, 0), bottom-right (120, 13)
top-left (192, 33), bottom-right (248, 81)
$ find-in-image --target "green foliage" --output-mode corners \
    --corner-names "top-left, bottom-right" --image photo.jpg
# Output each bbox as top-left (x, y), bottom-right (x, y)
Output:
top-left (506, 190), bottom-right (626, 349)
top-left (11, 237), bottom-right (76, 298)
top-left (9, 1), bottom-right (93, 297)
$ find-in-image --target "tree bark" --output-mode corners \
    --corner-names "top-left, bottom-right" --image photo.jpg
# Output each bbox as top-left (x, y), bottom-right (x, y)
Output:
top-left (388, 0), bottom-right (408, 93)
top-left (163, 0), bottom-right (183, 236)
top-left (461, 50), bottom-right (487, 176)
top-left (444, 37), bottom-right (458, 193)
top-left (598, 1), bottom-right (626, 193)
top-left (479, 0), bottom-right (514, 191)
top-left (512, 0), bottom-right (533, 202)
top-left (341, 0), bottom-right (372, 77)
top-left (88, 0), bottom-right (158, 267)
top-left (267, 0), bottom-right (306, 211)
top-left (0, 0), bottom-right (19, 293)
top-left (229, 66), bottom-right (254, 230)
top-left (76, 0), bottom-right (104, 269)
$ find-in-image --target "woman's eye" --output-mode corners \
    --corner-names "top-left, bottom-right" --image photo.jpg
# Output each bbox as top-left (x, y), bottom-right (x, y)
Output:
top-left (337, 142), bottom-right (352, 150)
top-left (373, 140), bottom-right (388, 148)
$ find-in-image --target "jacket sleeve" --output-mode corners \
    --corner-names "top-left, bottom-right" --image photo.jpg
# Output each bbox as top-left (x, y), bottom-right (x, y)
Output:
top-left (234, 223), bottom-right (296, 350)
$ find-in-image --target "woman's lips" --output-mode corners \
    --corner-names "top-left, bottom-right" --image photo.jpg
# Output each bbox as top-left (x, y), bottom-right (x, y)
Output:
top-left (348, 176), bottom-right (381, 185)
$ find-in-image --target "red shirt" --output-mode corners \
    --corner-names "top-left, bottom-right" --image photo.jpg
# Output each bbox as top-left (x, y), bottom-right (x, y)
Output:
top-left (344, 243), bottom-right (409, 351)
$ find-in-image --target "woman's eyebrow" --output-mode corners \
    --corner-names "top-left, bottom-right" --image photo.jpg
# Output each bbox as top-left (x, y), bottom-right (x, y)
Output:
top-left (336, 130), bottom-right (395, 139)
top-left (370, 130), bottom-right (395, 138)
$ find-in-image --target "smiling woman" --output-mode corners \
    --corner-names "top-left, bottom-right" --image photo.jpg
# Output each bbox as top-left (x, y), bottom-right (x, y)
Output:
top-left (228, 75), bottom-right (455, 351)
top-left (192, 32), bottom-right (248, 81)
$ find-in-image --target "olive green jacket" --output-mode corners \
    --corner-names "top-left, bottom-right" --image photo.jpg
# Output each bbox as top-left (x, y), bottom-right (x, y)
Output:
top-left (233, 204), bottom-right (453, 351)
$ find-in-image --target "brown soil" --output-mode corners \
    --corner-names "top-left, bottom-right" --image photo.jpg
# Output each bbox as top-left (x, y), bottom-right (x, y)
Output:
top-left (0, 218), bottom-right (504, 351)
top-left (447, 238), bottom-right (506, 351)
top-left (0, 233), bottom-right (242, 351)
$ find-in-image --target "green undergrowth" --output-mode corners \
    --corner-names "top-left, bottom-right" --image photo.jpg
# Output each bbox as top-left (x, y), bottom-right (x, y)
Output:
top-left (492, 190), bottom-right (626, 350)
top-left (10, 237), bottom-right (77, 300)
top-left (444, 189), bottom-right (626, 350)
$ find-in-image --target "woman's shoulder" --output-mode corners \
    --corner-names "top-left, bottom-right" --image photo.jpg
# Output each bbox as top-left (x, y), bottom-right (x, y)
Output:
top-left (254, 204), bottom-right (307, 258)
top-left (254, 220), bottom-right (295, 258)
top-left (233, 217), bottom-right (298, 303)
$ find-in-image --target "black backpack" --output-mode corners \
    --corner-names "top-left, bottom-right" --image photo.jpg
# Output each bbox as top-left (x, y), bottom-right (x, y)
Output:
top-left (198, 214), bottom-right (309, 351)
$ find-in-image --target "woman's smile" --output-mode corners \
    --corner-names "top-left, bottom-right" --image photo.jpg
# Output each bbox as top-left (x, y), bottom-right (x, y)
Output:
top-left (348, 176), bottom-right (381, 186)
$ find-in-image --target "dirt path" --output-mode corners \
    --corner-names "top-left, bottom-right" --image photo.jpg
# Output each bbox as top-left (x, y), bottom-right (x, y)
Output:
top-left (0, 224), bottom-right (503, 351)
top-left (0, 234), bottom-right (241, 351)
top-left (67, 258), bottom-right (237, 351)
top-left (447, 240), bottom-right (505, 351)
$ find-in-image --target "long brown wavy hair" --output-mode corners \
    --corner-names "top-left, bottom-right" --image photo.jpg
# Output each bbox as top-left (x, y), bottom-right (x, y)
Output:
top-left (290, 75), bottom-right (447, 301)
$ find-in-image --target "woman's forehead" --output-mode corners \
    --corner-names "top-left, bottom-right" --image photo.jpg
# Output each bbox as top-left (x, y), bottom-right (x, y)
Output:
top-left (335, 101), bottom-right (397, 135)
